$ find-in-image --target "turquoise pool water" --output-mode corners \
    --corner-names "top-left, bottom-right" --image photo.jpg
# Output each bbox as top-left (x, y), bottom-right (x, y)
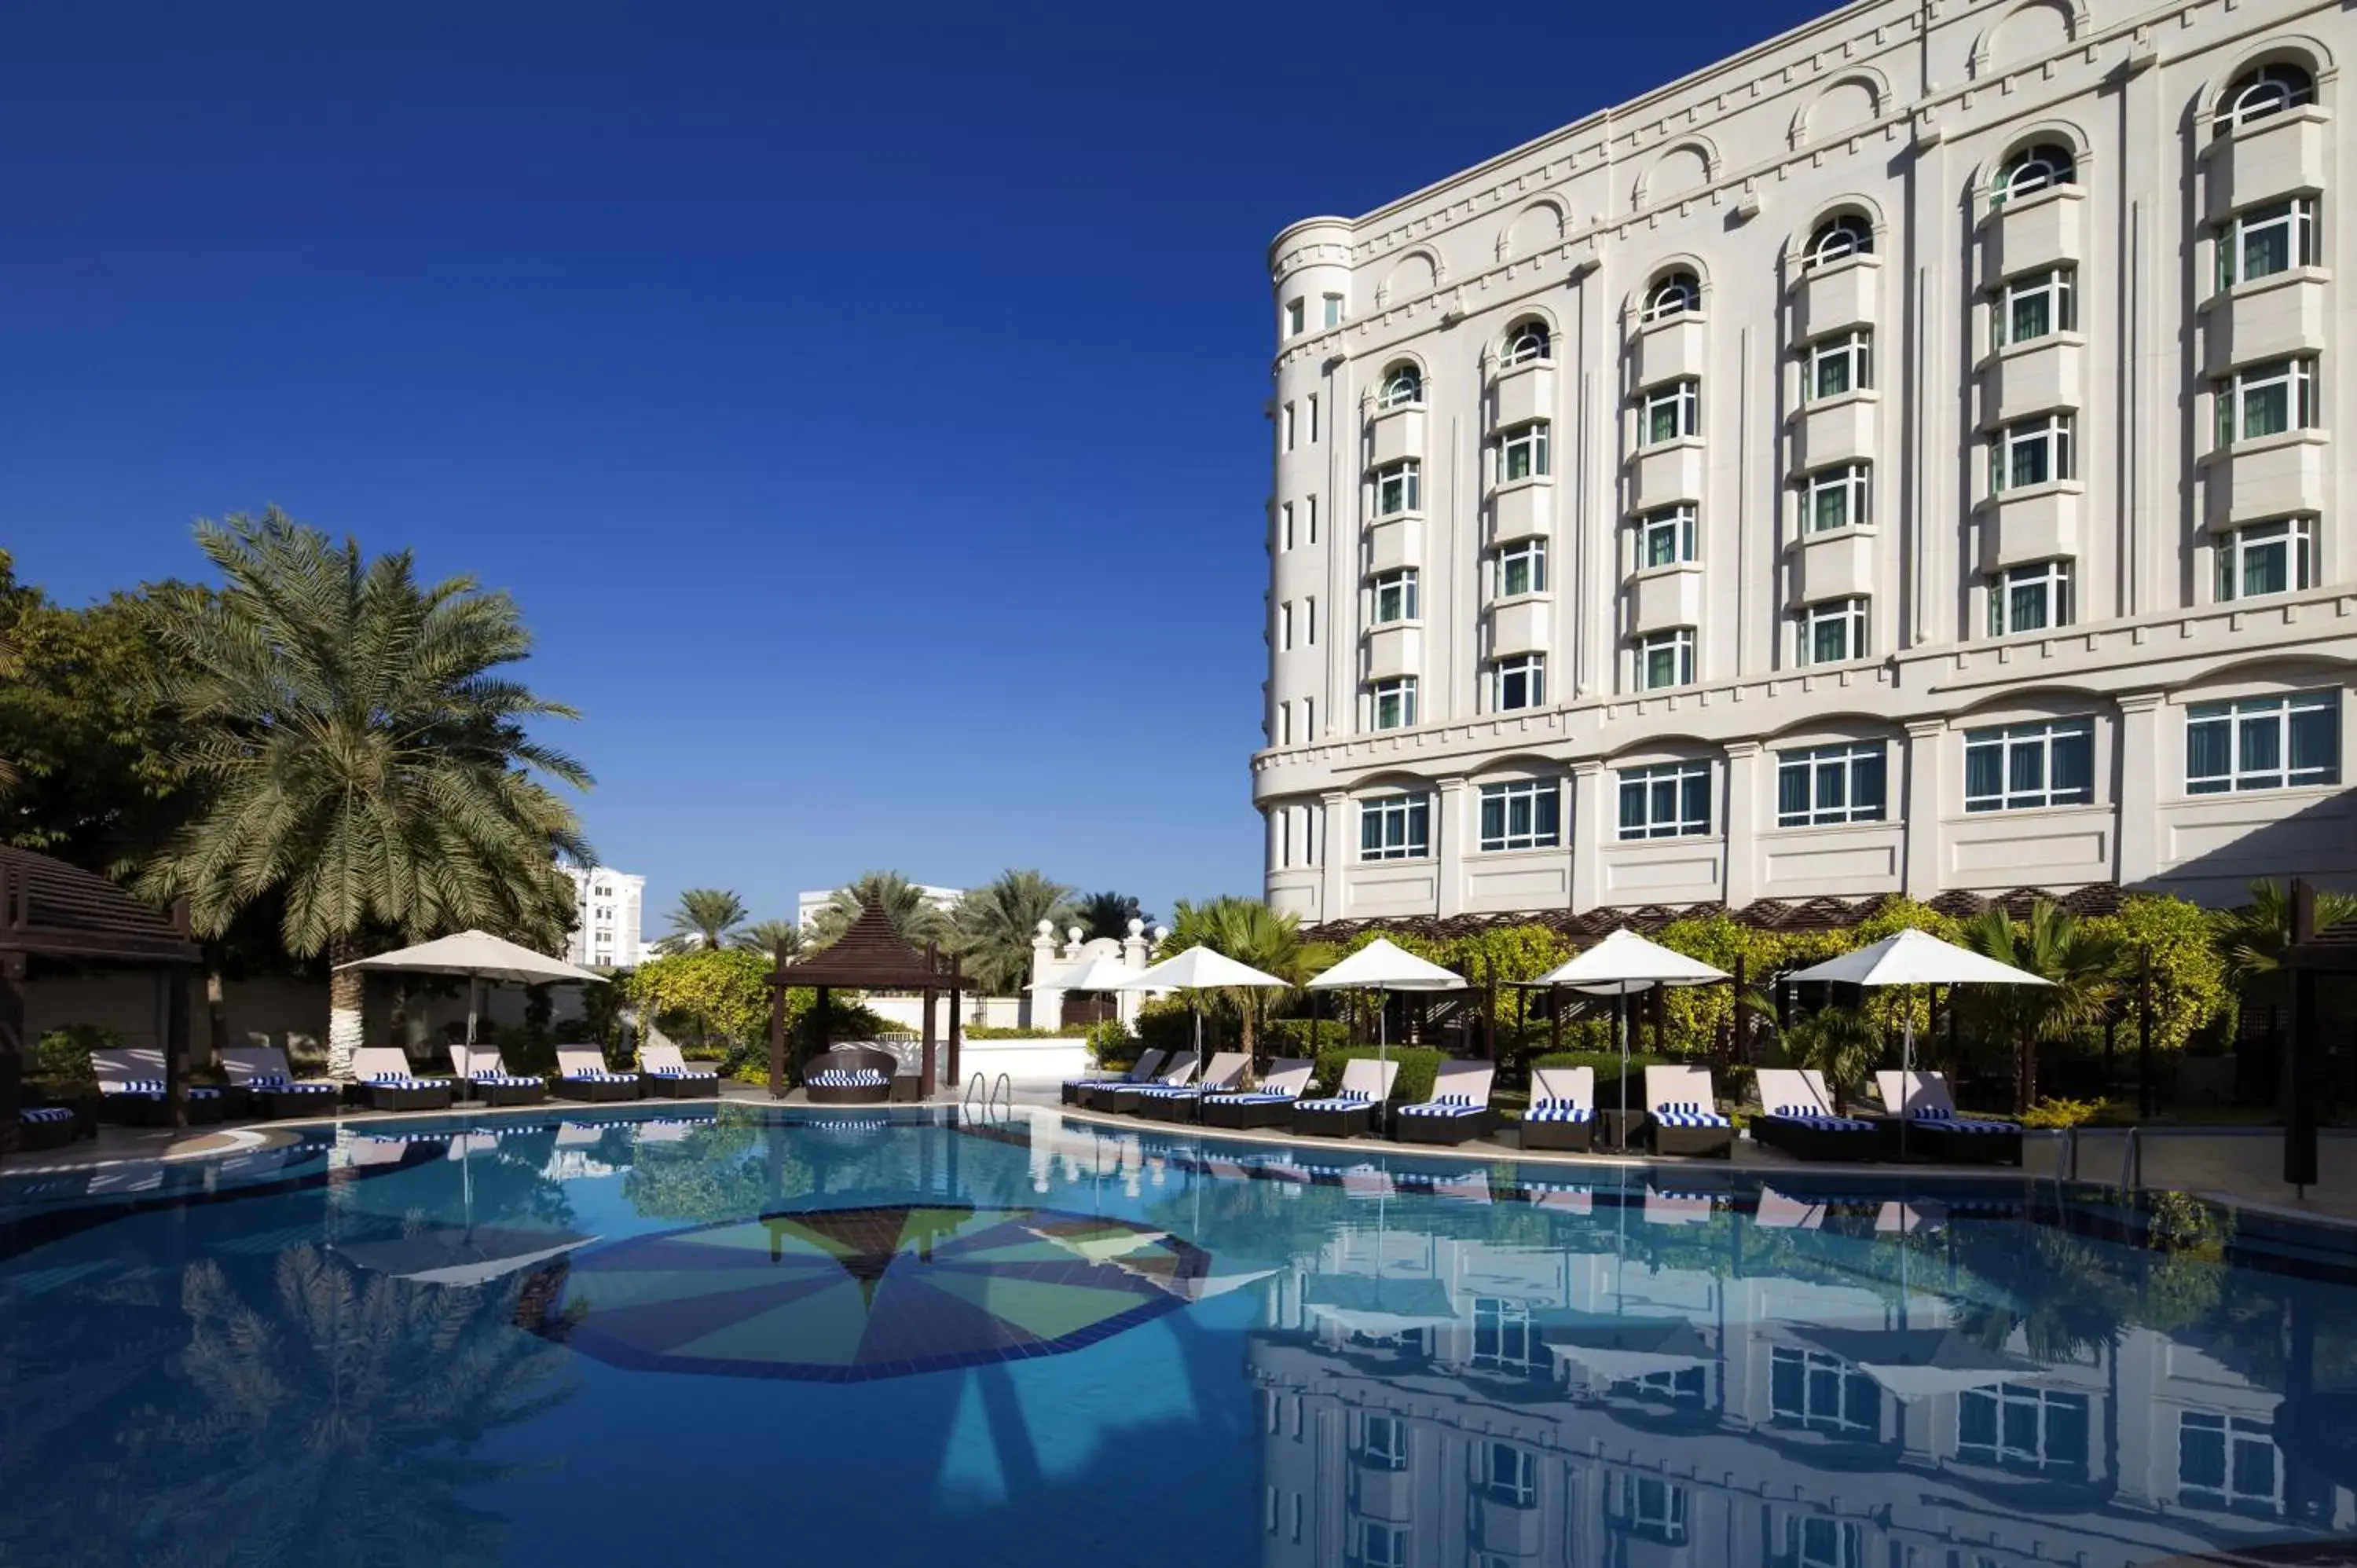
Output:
top-left (1, 1105), bottom-right (2352, 1567)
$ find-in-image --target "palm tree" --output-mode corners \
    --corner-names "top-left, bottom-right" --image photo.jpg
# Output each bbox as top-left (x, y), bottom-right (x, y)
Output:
top-left (2211, 877), bottom-right (2357, 1007)
top-left (1780, 1005), bottom-right (1881, 1114)
top-left (1959, 900), bottom-right (2123, 1110)
top-left (664, 888), bottom-right (747, 952)
top-left (949, 869), bottom-right (1074, 992)
top-left (137, 512), bottom-right (590, 1078)
top-left (1158, 896), bottom-right (1319, 1057)
top-left (806, 870), bottom-right (951, 948)
top-left (731, 918), bottom-right (805, 958)
top-left (1074, 889), bottom-right (1153, 941)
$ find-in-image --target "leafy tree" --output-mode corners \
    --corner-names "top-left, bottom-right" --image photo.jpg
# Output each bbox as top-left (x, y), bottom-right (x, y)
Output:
top-left (620, 947), bottom-right (778, 1057)
top-left (2087, 895), bottom-right (2233, 1053)
top-left (1778, 1005), bottom-right (1881, 1112)
top-left (731, 918), bottom-right (805, 958)
top-left (134, 511), bottom-right (591, 1077)
top-left (806, 869), bottom-right (950, 948)
top-left (662, 888), bottom-right (746, 953)
top-left (1959, 900), bottom-right (2124, 1110)
top-left (2210, 877), bottom-right (2357, 1009)
top-left (1073, 889), bottom-right (1153, 941)
top-left (950, 868), bottom-right (1074, 991)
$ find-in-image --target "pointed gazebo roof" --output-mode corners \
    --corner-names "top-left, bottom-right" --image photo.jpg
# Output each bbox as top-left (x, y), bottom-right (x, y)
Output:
top-left (766, 903), bottom-right (977, 991)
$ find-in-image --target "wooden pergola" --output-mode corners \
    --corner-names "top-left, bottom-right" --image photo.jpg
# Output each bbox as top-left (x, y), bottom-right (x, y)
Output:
top-left (0, 846), bottom-right (202, 1152)
top-left (763, 903), bottom-right (975, 1099)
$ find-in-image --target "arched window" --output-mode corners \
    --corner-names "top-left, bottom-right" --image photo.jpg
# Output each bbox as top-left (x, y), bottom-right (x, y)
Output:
top-left (1500, 320), bottom-right (1552, 368)
top-left (1994, 142), bottom-right (2076, 205)
top-left (1376, 362), bottom-right (1424, 410)
top-left (2221, 63), bottom-right (2315, 131)
top-left (1641, 270), bottom-right (1703, 323)
top-left (1805, 213), bottom-right (1875, 270)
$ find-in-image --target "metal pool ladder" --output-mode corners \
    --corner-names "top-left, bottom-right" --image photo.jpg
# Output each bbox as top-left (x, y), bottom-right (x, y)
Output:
top-left (963, 1071), bottom-right (1014, 1119)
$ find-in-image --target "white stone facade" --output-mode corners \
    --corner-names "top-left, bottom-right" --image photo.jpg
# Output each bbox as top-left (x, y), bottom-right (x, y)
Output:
top-left (562, 864), bottom-right (645, 969)
top-left (1257, 0), bottom-right (2357, 925)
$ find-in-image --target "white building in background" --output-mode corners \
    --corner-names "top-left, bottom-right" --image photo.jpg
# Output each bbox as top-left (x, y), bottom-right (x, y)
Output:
top-left (562, 864), bottom-right (646, 969)
top-left (794, 882), bottom-right (964, 932)
top-left (1256, 0), bottom-right (2357, 926)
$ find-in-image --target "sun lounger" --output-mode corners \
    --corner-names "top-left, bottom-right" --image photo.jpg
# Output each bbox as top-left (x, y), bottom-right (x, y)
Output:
top-left (1643, 1065), bottom-right (1732, 1158)
top-left (14, 1105), bottom-right (80, 1151)
top-left (1095, 1055), bottom-right (1197, 1115)
top-left (91, 1048), bottom-right (225, 1126)
top-left (1292, 1058), bottom-right (1399, 1140)
top-left (1199, 1057), bottom-right (1314, 1130)
top-left (637, 1040), bottom-right (721, 1099)
top-left (1392, 1061), bottom-right (1497, 1145)
top-left (1754, 1187), bottom-right (1828, 1229)
top-left (1135, 1052), bottom-right (1249, 1122)
top-left (1874, 1071), bottom-right (2022, 1166)
top-left (1063, 1049), bottom-right (1167, 1107)
top-left (804, 1045), bottom-right (894, 1105)
top-left (1519, 1065), bottom-right (1596, 1152)
top-left (450, 1045), bottom-right (548, 1107)
top-left (1753, 1068), bottom-right (1879, 1163)
top-left (222, 1044), bottom-right (346, 1119)
top-left (553, 1046), bottom-right (642, 1103)
top-left (350, 1047), bottom-right (456, 1112)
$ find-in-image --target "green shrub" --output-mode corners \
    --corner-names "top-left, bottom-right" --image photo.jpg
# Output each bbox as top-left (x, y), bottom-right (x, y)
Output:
top-left (32, 1024), bottom-right (117, 1089)
top-left (1310, 1045), bottom-right (1444, 1106)
top-left (1262, 1016), bottom-right (1348, 1059)
top-left (1085, 1017), bottom-right (1138, 1067)
top-left (2021, 1095), bottom-right (2106, 1129)
top-left (1135, 997), bottom-right (1197, 1063)
top-left (964, 1024), bottom-right (1087, 1039)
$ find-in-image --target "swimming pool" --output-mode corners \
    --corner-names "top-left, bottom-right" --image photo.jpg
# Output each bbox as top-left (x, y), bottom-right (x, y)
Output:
top-left (1, 1105), bottom-right (2350, 1566)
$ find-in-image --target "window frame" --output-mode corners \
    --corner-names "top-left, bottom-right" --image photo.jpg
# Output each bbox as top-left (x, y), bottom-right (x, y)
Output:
top-left (1633, 628), bottom-right (1696, 691)
top-left (1284, 298), bottom-right (1305, 338)
top-left (1321, 292), bottom-right (1344, 328)
top-left (1618, 760), bottom-right (1713, 841)
top-left (1993, 266), bottom-right (2076, 348)
top-left (1640, 379), bottom-right (1701, 446)
top-left (1770, 1346), bottom-right (1882, 1438)
top-left (1958, 1383), bottom-right (2092, 1478)
top-left (2178, 1410), bottom-right (2284, 1515)
top-left (2186, 691), bottom-right (2341, 794)
top-left (1492, 653), bottom-right (1545, 713)
top-left (1798, 596), bottom-right (1869, 666)
top-left (1963, 718), bottom-right (2097, 813)
top-left (1803, 463), bottom-right (1872, 534)
top-left (1498, 420), bottom-right (1551, 484)
top-left (1991, 412), bottom-right (2074, 493)
top-left (1804, 214), bottom-right (1875, 270)
top-left (1500, 319), bottom-right (1552, 368)
top-left (1358, 791), bottom-right (1431, 860)
top-left (1495, 537), bottom-right (1548, 599)
top-left (2219, 196), bottom-right (2319, 290)
top-left (1477, 779), bottom-right (1562, 852)
top-left (1375, 363), bottom-right (1424, 411)
top-left (1633, 504), bottom-right (1700, 570)
top-left (1805, 330), bottom-right (1872, 401)
top-left (1369, 676), bottom-right (1418, 732)
top-left (1373, 459), bottom-right (1422, 517)
top-left (1369, 568), bottom-right (1419, 625)
top-left (1776, 742), bottom-right (1888, 827)
top-left (2220, 64), bottom-right (2315, 133)
top-left (2216, 516), bottom-right (2317, 601)
top-left (1989, 559), bottom-right (2075, 636)
top-left (2216, 357), bottom-right (2319, 446)
top-left (1641, 271), bottom-right (1702, 323)
top-left (1992, 142), bottom-right (2077, 207)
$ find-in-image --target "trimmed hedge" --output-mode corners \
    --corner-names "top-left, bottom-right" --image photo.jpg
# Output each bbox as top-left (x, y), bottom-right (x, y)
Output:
top-left (1311, 1045), bottom-right (1443, 1106)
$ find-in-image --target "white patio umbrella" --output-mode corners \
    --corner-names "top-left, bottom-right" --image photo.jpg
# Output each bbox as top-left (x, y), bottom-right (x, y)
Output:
top-left (1794, 1327), bottom-right (2040, 1401)
top-left (1783, 928), bottom-right (2047, 1072)
top-left (1305, 938), bottom-right (1466, 1072)
top-left (336, 1229), bottom-right (595, 1288)
top-left (1124, 945), bottom-right (1291, 1071)
top-left (337, 929), bottom-right (607, 1048)
top-left (1535, 929), bottom-right (1728, 1138)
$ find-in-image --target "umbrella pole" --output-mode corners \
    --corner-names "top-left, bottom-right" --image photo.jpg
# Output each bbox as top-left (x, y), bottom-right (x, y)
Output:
top-left (1618, 985), bottom-right (1630, 1151)
top-left (466, 976), bottom-right (481, 1051)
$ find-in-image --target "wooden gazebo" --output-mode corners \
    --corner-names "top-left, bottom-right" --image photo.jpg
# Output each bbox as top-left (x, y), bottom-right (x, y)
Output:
top-left (763, 903), bottom-right (976, 1099)
top-left (0, 845), bottom-right (203, 1152)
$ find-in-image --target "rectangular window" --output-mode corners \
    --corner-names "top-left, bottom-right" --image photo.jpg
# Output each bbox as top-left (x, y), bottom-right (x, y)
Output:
top-left (1616, 1475), bottom-right (1688, 1544)
top-left (1959, 1384), bottom-right (2091, 1478)
top-left (1770, 1346), bottom-right (1881, 1437)
top-left (1373, 460), bottom-right (1420, 516)
top-left (1478, 780), bottom-right (1561, 851)
top-left (2217, 357), bottom-right (2319, 446)
top-left (1370, 569), bottom-right (1417, 625)
top-left (2179, 1412), bottom-right (2282, 1515)
top-left (1991, 414), bottom-right (2073, 491)
top-left (1618, 761), bottom-right (1711, 840)
top-left (1281, 402), bottom-right (1296, 452)
top-left (1807, 331), bottom-right (1872, 401)
top-left (1307, 393), bottom-right (1319, 444)
top-left (1280, 501), bottom-right (1294, 552)
top-left (1352, 1522), bottom-right (1408, 1568)
top-left (1993, 267), bottom-right (2077, 347)
top-left (1963, 719), bottom-right (2095, 812)
top-left (1478, 1442), bottom-right (1538, 1508)
top-left (2217, 517), bottom-right (2316, 600)
top-left (1284, 298), bottom-right (1305, 337)
top-left (1634, 504), bottom-right (1699, 568)
top-left (1493, 654), bottom-right (1544, 712)
top-left (1279, 601), bottom-right (1293, 651)
top-left (2187, 691), bottom-right (2341, 793)
top-left (1799, 597), bottom-right (1868, 665)
top-left (1633, 628), bottom-right (1695, 691)
top-left (1303, 697), bottom-right (1314, 738)
top-left (1989, 559), bottom-right (2074, 636)
top-left (1322, 293), bottom-right (1344, 328)
top-left (2219, 196), bottom-right (2319, 289)
top-left (1305, 495), bottom-right (1318, 544)
top-left (1641, 379), bottom-right (1701, 445)
top-left (1358, 792), bottom-right (1430, 860)
top-left (1499, 420), bottom-right (1550, 483)
top-left (1774, 1515), bottom-right (1868, 1568)
top-left (1805, 464), bottom-right (1871, 533)
top-left (1496, 538), bottom-right (1547, 597)
top-left (1369, 676), bottom-right (1417, 731)
top-left (1776, 742), bottom-right (1887, 826)
top-left (1277, 702), bottom-right (1292, 747)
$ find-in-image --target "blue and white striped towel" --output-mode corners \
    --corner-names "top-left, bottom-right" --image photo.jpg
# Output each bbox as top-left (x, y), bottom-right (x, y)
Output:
top-left (1398, 1093), bottom-right (1485, 1119)
top-left (1911, 1106), bottom-right (2017, 1133)
top-left (1524, 1102), bottom-right (1593, 1123)
top-left (1294, 1089), bottom-right (1371, 1113)
top-left (810, 1068), bottom-right (888, 1087)
top-left (1653, 1100), bottom-right (1729, 1127)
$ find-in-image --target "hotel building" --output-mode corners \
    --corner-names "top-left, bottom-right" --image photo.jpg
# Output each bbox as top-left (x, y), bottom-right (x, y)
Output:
top-left (562, 863), bottom-right (647, 970)
top-left (1256, 0), bottom-right (2357, 925)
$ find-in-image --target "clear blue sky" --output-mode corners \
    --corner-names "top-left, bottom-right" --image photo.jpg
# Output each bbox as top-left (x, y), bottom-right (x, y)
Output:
top-left (0, 0), bottom-right (1824, 932)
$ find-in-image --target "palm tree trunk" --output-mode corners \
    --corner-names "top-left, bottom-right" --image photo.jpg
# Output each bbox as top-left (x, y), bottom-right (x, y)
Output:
top-left (203, 959), bottom-right (229, 1072)
top-left (328, 934), bottom-right (366, 1080)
